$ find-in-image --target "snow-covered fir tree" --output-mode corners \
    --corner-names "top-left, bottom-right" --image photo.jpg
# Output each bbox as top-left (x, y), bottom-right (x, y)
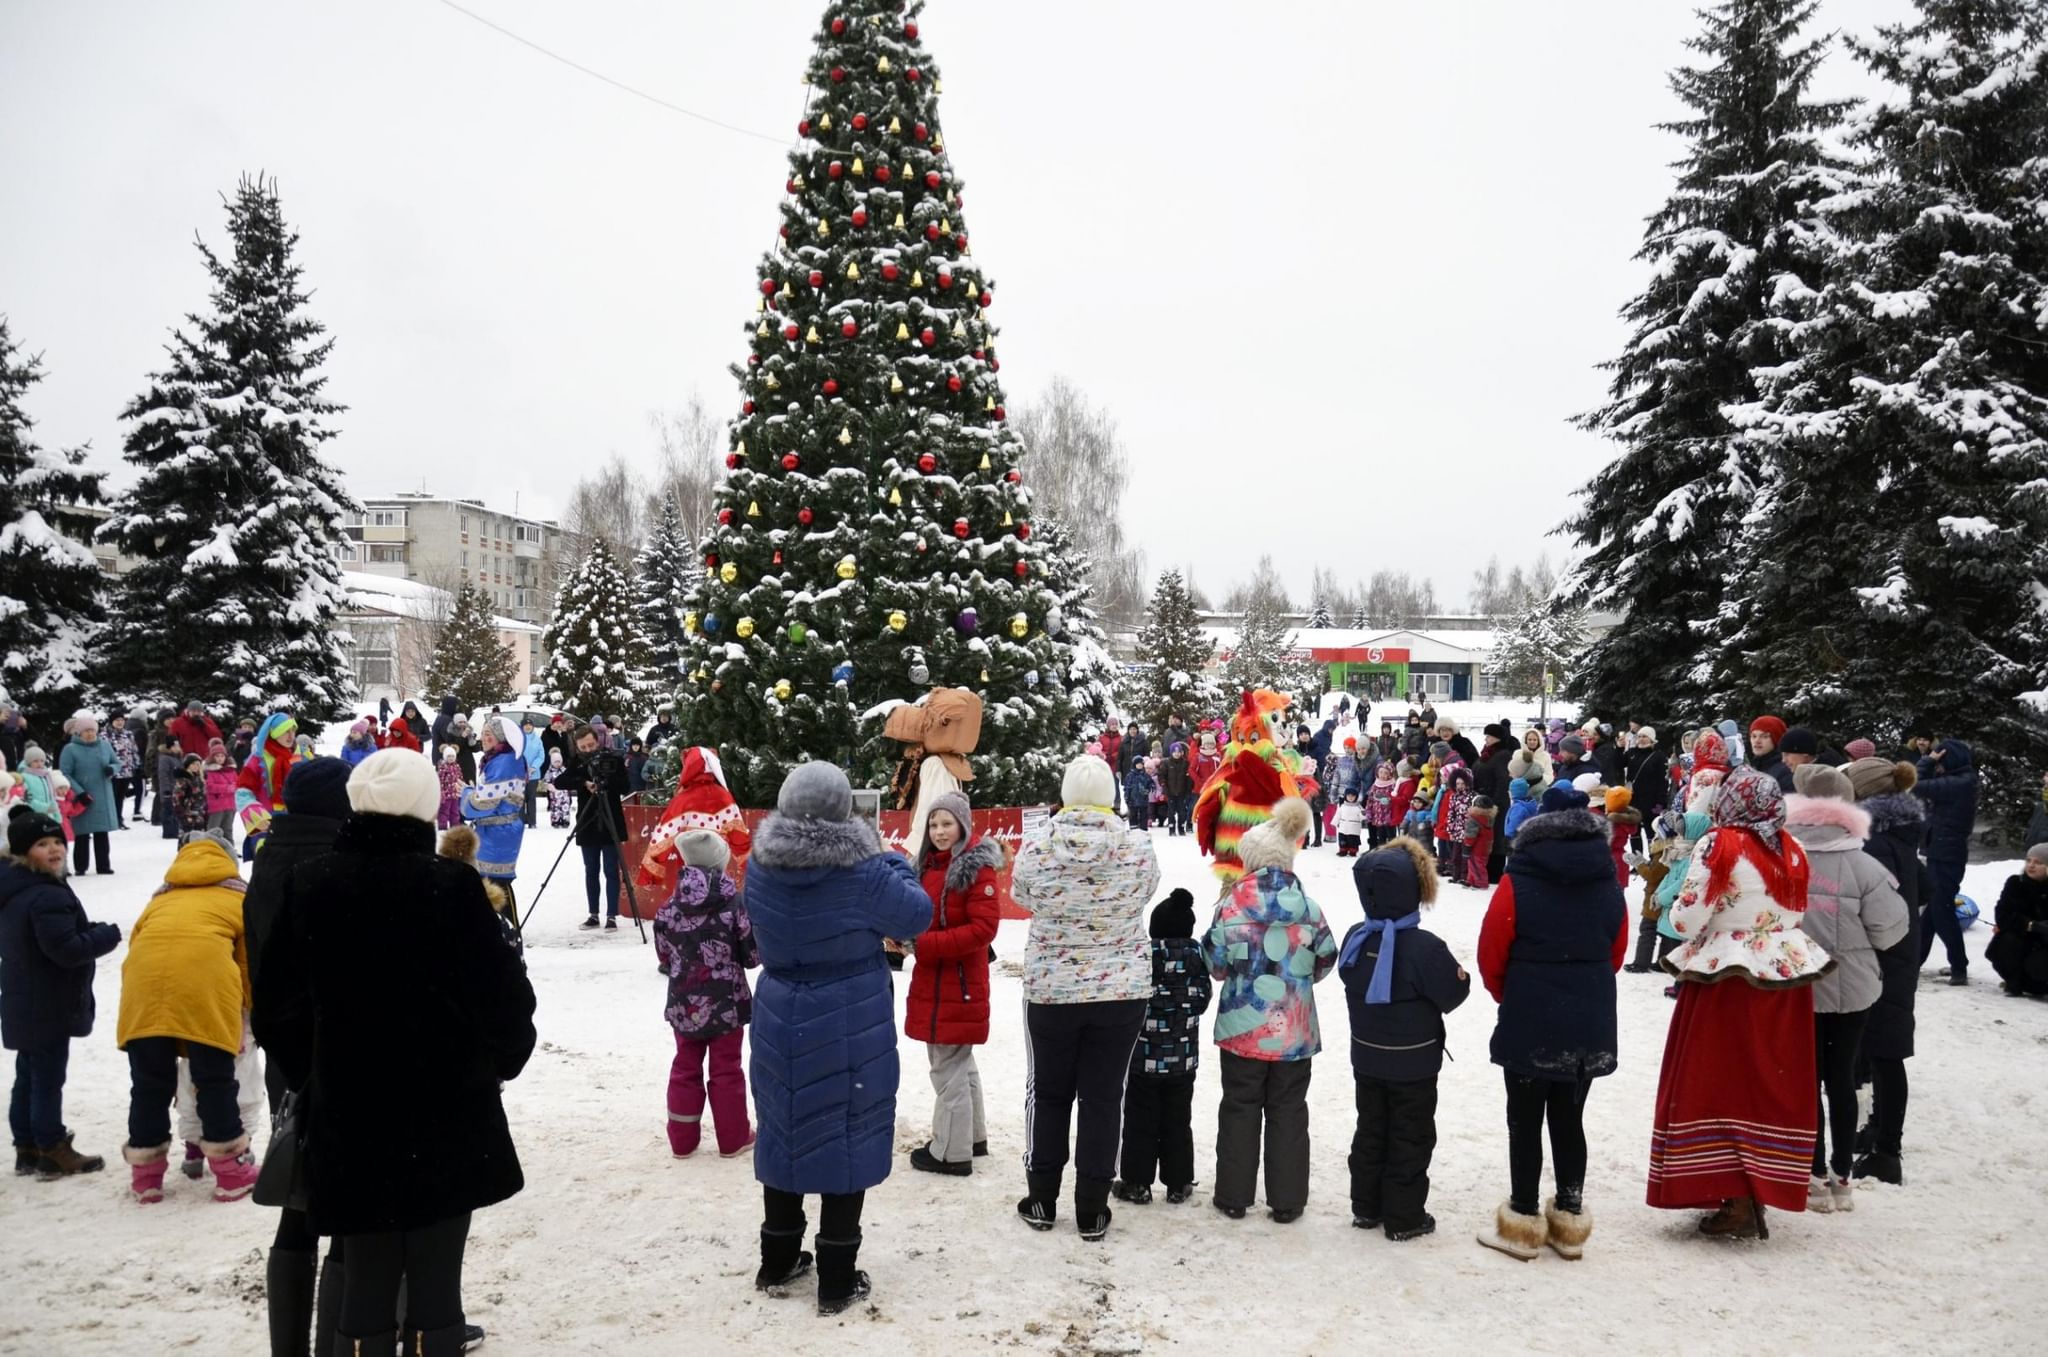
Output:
top-left (1033, 517), bottom-right (1121, 729)
top-left (1561, 0), bottom-right (1850, 724)
top-left (636, 498), bottom-right (693, 686)
top-left (1487, 601), bottom-right (1590, 700)
top-left (421, 582), bottom-right (519, 716)
top-left (1134, 568), bottom-right (1218, 729)
top-left (1221, 593), bottom-right (1320, 713)
top-left (1306, 588), bottom-right (1333, 630)
top-left (96, 177), bottom-right (356, 726)
top-left (1348, 602), bottom-right (1369, 630)
top-left (0, 318), bottom-right (106, 735)
top-left (673, 0), bottom-right (1080, 806)
top-left (539, 540), bottom-right (655, 720)
top-left (1722, 0), bottom-right (2048, 827)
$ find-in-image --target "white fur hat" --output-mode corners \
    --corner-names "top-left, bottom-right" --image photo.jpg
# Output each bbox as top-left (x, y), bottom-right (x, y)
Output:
top-left (1060, 755), bottom-right (1117, 810)
top-left (1573, 771), bottom-right (1606, 797)
top-left (347, 748), bottom-right (441, 824)
top-left (1237, 797), bottom-right (1312, 873)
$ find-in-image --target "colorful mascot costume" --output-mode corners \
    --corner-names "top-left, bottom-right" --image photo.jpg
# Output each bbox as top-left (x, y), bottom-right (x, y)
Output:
top-left (1194, 689), bottom-right (1317, 885)
top-left (637, 746), bottom-right (751, 891)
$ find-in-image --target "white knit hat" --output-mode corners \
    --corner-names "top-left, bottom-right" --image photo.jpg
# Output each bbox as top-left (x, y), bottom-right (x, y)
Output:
top-left (1237, 797), bottom-right (1312, 873)
top-left (1060, 754), bottom-right (1116, 810)
top-left (347, 748), bottom-right (441, 824)
top-left (1573, 771), bottom-right (1606, 797)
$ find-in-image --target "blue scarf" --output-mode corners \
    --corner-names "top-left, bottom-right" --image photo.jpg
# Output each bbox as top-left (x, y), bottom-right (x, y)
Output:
top-left (1341, 911), bottom-right (1420, 1004)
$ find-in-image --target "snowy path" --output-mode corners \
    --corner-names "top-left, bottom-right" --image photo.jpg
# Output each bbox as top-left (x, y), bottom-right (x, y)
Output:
top-left (3, 818), bottom-right (2041, 1354)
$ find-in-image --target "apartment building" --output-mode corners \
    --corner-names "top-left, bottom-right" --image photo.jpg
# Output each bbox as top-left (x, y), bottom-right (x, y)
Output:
top-left (339, 493), bottom-right (572, 674)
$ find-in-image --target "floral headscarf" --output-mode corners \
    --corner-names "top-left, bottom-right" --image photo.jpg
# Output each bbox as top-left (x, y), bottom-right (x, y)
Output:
top-left (1704, 766), bottom-right (1808, 910)
top-left (1711, 766), bottom-right (1785, 849)
top-left (1692, 729), bottom-right (1731, 774)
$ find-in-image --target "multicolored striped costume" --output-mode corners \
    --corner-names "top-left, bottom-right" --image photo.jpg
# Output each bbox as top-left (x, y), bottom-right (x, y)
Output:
top-left (1193, 690), bottom-right (1316, 886)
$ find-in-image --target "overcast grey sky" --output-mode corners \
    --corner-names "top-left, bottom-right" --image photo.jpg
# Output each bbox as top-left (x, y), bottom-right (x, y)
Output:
top-left (1, 0), bottom-right (1917, 606)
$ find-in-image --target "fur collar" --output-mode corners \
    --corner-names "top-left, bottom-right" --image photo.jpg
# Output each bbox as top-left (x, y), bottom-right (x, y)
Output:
top-left (1861, 792), bottom-right (1925, 836)
top-left (1785, 794), bottom-right (1871, 839)
top-left (1511, 809), bottom-right (1607, 846)
top-left (751, 813), bottom-right (882, 871)
top-left (336, 812), bottom-right (436, 856)
top-left (944, 836), bottom-right (1007, 895)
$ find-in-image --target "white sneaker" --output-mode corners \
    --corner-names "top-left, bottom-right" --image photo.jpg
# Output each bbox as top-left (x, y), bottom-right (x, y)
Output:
top-left (1807, 1175), bottom-right (1834, 1214)
top-left (1829, 1176), bottom-right (1855, 1212)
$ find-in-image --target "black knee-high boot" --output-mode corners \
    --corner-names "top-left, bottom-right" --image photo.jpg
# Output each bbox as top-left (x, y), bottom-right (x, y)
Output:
top-left (264, 1249), bottom-right (316, 1356)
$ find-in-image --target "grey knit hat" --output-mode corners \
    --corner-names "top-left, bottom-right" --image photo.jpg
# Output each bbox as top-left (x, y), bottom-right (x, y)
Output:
top-left (2027, 842), bottom-right (2048, 867)
top-left (778, 761), bottom-right (852, 821)
top-left (927, 790), bottom-right (973, 841)
top-left (1792, 763), bottom-right (1854, 802)
top-left (678, 829), bottom-right (731, 870)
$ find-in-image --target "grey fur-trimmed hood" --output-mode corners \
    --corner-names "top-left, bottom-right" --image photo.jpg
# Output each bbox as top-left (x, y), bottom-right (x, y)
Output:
top-left (1861, 791), bottom-right (1925, 837)
top-left (943, 835), bottom-right (1007, 895)
top-left (750, 812), bottom-right (883, 872)
top-left (1510, 808), bottom-right (1608, 847)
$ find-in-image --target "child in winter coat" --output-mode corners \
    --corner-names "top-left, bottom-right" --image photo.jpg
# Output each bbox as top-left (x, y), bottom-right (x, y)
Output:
top-left (172, 755), bottom-right (210, 836)
top-left (1366, 763), bottom-right (1399, 849)
top-left (1988, 843), bottom-right (2048, 998)
top-left (1462, 797), bottom-right (1497, 889)
top-left (1114, 888), bottom-right (1213, 1205)
top-left (202, 741), bottom-right (238, 845)
top-left (544, 748), bottom-right (572, 828)
top-left (1339, 838), bottom-right (1470, 1240)
top-left (654, 830), bottom-right (759, 1159)
top-left (1148, 756), bottom-right (1168, 822)
top-left (1161, 744), bottom-right (1194, 837)
top-left (1124, 761), bottom-right (1158, 832)
top-left (1201, 798), bottom-right (1337, 1223)
top-left (436, 745), bottom-right (464, 830)
top-left (904, 791), bottom-right (1003, 1175)
top-left (1503, 777), bottom-right (1540, 846)
top-left (1, 808), bottom-right (123, 1178)
top-left (626, 738), bottom-right (649, 793)
top-left (1399, 794), bottom-right (1433, 844)
top-left (1334, 789), bottom-right (1365, 858)
top-left (1603, 787), bottom-right (1641, 890)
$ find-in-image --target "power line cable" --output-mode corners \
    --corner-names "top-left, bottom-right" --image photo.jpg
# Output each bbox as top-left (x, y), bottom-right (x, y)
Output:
top-left (432, 0), bottom-right (786, 145)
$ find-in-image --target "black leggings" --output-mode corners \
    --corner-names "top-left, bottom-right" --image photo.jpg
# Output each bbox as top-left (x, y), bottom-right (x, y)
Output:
top-left (1813, 1009), bottom-right (1868, 1178)
top-left (338, 1213), bottom-right (470, 1336)
top-left (1504, 1072), bottom-right (1590, 1214)
top-left (763, 1186), bottom-right (864, 1243)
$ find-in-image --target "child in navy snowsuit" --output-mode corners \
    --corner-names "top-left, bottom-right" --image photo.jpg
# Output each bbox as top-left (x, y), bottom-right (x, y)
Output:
top-left (1339, 839), bottom-right (1469, 1241)
top-left (1124, 763), bottom-right (1158, 832)
top-left (1114, 889), bottom-right (1212, 1204)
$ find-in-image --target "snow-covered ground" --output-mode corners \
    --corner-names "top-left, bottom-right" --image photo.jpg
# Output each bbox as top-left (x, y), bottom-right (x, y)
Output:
top-left (4, 817), bottom-right (2041, 1354)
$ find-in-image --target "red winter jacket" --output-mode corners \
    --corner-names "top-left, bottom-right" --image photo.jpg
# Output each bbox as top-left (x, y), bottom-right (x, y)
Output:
top-left (380, 717), bottom-right (422, 753)
top-left (905, 835), bottom-right (1004, 1047)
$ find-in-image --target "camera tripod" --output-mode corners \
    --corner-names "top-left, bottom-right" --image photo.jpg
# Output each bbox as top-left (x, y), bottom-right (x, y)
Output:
top-left (517, 771), bottom-right (648, 943)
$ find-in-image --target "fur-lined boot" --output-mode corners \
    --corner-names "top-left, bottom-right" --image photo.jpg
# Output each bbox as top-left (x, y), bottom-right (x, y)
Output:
top-left (1476, 1201), bottom-right (1548, 1260)
top-left (202, 1134), bottom-right (258, 1202)
top-left (123, 1140), bottom-right (170, 1204)
top-left (1544, 1196), bottom-right (1592, 1260)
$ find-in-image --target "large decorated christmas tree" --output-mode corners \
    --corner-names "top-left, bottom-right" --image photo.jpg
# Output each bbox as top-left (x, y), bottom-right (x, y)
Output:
top-left (675, 0), bottom-right (1074, 807)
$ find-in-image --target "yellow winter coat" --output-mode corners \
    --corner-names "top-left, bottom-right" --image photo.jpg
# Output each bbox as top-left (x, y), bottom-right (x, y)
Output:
top-left (116, 837), bottom-right (251, 1056)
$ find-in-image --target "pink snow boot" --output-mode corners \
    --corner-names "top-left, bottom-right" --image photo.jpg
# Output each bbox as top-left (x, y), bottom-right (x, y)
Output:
top-left (124, 1141), bottom-right (171, 1204)
top-left (204, 1136), bottom-right (259, 1202)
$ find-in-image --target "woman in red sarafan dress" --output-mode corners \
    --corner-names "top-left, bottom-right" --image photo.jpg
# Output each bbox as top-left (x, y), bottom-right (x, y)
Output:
top-left (1647, 766), bottom-right (1834, 1239)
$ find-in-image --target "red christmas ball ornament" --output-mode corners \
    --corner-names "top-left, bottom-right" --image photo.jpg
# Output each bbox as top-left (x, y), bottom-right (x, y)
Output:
top-left (763, 278), bottom-right (784, 297)
top-left (955, 233), bottom-right (968, 250)
top-left (936, 270), bottom-right (953, 290)
top-left (852, 111), bottom-right (868, 131)
top-left (783, 323), bottom-right (799, 341)
top-left (881, 262), bottom-right (899, 281)
top-left (781, 452), bottom-right (801, 471)
top-left (913, 121), bottom-right (929, 141)
top-left (917, 452), bottom-right (937, 474)
top-left (874, 164), bottom-right (892, 183)
top-left (798, 118), bottom-right (811, 136)
top-left (947, 374), bottom-right (963, 393)
top-left (920, 327), bottom-right (936, 346)
top-left (952, 517), bottom-right (970, 539)
top-left (1016, 521), bottom-right (1032, 541)
top-left (925, 170), bottom-right (942, 190)
top-left (989, 357), bottom-right (1001, 372)
top-left (904, 20), bottom-right (918, 38)
top-left (830, 65), bottom-right (846, 83)
top-left (798, 506), bottom-right (815, 526)
top-left (971, 349), bottom-right (984, 361)
top-left (742, 398), bottom-right (756, 414)
top-left (822, 378), bottom-right (839, 396)
top-left (828, 160), bottom-right (844, 181)
top-left (830, 16), bottom-right (846, 35)
top-left (746, 354), bottom-right (760, 367)
top-left (785, 177), bottom-right (799, 194)
top-left (979, 289), bottom-right (993, 308)
top-left (906, 66), bottom-right (921, 82)
top-left (717, 507), bottom-right (733, 526)
top-left (1013, 561), bottom-right (1030, 580)
top-left (840, 318), bottom-right (858, 338)
top-left (705, 552), bottom-right (719, 567)
top-left (992, 405), bottom-right (1006, 421)
top-left (1004, 469), bottom-right (1021, 483)
top-left (778, 225), bottom-right (789, 240)
top-left (726, 451), bottom-right (742, 469)
top-left (925, 222), bottom-right (941, 241)
top-left (851, 207), bottom-right (869, 227)
top-left (808, 269), bottom-right (825, 288)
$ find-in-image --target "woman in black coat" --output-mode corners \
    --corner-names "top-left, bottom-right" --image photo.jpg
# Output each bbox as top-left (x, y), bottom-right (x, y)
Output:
top-left (253, 750), bottom-right (536, 1357)
top-left (1844, 759), bottom-right (1926, 1184)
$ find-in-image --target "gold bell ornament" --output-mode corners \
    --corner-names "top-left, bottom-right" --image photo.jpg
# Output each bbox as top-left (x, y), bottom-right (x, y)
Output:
top-left (836, 555), bottom-right (858, 580)
top-left (746, 500), bottom-right (761, 517)
top-left (736, 616), bottom-right (756, 639)
top-left (720, 562), bottom-right (739, 584)
top-left (888, 485), bottom-right (903, 506)
top-left (1009, 613), bottom-right (1029, 638)
top-left (889, 374), bottom-right (905, 394)
top-left (683, 612), bottom-right (699, 634)
top-left (837, 425), bottom-right (853, 445)
top-left (888, 115), bottom-right (901, 134)
top-left (774, 679), bottom-right (793, 700)
top-left (887, 610), bottom-right (908, 631)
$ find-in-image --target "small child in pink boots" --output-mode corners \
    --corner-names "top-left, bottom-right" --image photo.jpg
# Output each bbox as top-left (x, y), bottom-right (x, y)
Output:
top-left (436, 745), bottom-right (463, 830)
top-left (655, 829), bottom-right (759, 1158)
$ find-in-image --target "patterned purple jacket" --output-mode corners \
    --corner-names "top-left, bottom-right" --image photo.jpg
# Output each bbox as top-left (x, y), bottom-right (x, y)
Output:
top-left (654, 867), bottom-right (759, 1039)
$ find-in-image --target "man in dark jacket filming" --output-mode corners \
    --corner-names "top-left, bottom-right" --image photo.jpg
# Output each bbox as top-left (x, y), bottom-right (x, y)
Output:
top-left (568, 723), bottom-right (632, 931)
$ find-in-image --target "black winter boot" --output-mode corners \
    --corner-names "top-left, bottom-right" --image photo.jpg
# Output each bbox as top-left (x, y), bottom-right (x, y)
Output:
top-left (1075, 1177), bottom-right (1113, 1241)
top-left (336, 1332), bottom-right (397, 1357)
top-left (265, 1248), bottom-right (316, 1356)
top-left (314, 1247), bottom-right (342, 1357)
top-left (399, 1322), bottom-right (468, 1355)
top-left (815, 1234), bottom-right (869, 1316)
top-left (755, 1225), bottom-right (813, 1293)
top-left (13, 1142), bottom-right (35, 1176)
top-left (1017, 1171), bottom-right (1060, 1231)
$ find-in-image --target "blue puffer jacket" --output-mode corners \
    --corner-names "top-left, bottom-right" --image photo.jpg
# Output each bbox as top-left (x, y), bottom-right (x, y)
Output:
top-left (0, 861), bottom-right (122, 1050)
top-left (1913, 739), bottom-right (1978, 864)
top-left (744, 812), bottom-right (931, 1196)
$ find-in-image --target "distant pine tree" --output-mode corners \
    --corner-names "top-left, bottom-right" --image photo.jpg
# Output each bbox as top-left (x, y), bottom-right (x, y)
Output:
top-left (96, 177), bottom-right (356, 727)
top-left (538, 540), bottom-right (655, 720)
top-left (1135, 568), bottom-right (1218, 728)
top-left (636, 498), bottom-right (693, 684)
top-left (422, 582), bottom-right (520, 716)
top-left (1033, 517), bottom-right (1121, 728)
top-left (0, 318), bottom-right (106, 735)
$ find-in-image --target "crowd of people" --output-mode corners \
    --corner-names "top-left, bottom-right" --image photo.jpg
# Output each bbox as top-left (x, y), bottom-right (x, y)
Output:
top-left (2, 683), bottom-right (2044, 1346)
